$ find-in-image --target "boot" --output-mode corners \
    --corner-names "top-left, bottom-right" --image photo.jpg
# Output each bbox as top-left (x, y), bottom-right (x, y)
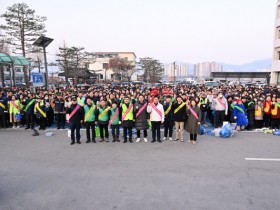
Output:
top-left (86, 139), bottom-right (91, 143)
top-left (123, 139), bottom-right (127, 143)
top-left (77, 140), bottom-right (81, 144)
top-left (116, 136), bottom-right (120, 142)
top-left (112, 136), bottom-right (116, 142)
top-left (92, 138), bottom-right (96, 143)
top-left (129, 138), bottom-right (133, 143)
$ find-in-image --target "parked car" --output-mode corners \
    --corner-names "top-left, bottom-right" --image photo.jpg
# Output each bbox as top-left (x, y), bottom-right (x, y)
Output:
top-left (205, 81), bottom-right (219, 87)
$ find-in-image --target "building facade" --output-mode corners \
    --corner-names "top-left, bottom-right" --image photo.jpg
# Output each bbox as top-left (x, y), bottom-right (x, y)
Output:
top-left (194, 62), bottom-right (223, 79)
top-left (271, 0), bottom-right (280, 84)
top-left (88, 52), bottom-right (137, 82)
top-left (164, 63), bottom-right (189, 81)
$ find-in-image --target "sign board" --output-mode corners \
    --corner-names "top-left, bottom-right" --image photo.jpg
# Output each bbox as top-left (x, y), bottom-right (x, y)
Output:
top-left (32, 72), bottom-right (45, 87)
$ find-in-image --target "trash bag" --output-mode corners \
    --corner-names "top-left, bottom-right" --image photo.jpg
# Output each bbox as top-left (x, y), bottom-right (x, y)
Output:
top-left (96, 127), bottom-right (101, 137)
top-left (15, 113), bottom-right (22, 121)
top-left (200, 126), bottom-right (205, 135)
top-left (219, 124), bottom-right (233, 138)
top-left (273, 130), bottom-right (280, 136)
top-left (205, 129), bottom-right (215, 136)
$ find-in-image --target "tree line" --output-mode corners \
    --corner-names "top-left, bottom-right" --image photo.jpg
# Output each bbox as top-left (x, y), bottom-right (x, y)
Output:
top-left (0, 3), bottom-right (164, 87)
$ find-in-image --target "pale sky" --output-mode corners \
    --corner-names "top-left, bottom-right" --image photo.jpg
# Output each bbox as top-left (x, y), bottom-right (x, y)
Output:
top-left (0, 0), bottom-right (277, 64)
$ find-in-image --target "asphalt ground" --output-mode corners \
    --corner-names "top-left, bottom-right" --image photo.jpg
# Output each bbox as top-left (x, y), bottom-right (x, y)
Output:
top-left (0, 129), bottom-right (280, 210)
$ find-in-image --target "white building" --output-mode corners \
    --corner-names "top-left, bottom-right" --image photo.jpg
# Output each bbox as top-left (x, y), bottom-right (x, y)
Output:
top-left (271, 0), bottom-right (280, 84)
top-left (194, 62), bottom-right (223, 79)
top-left (164, 63), bottom-right (189, 80)
top-left (88, 52), bottom-right (137, 82)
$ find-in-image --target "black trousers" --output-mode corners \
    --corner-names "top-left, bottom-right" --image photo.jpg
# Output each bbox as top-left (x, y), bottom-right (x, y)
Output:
top-left (123, 127), bottom-right (132, 140)
top-left (263, 114), bottom-right (271, 128)
top-left (85, 121), bottom-right (96, 140)
top-left (26, 113), bottom-right (34, 128)
top-left (137, 129), bottom-right (147, 138)
top-left (99, 124), bottom-right (109, 139)
top-left (70, 122), bottom-right (81, 142)
top-left (271, 118), bottom-right (280, 129)
top-left (164, 119), bottom-right (173, 137)
top-left (111, 124), bottom-right (120, 137)
top-left (215, 110), bottom-right (225, 128)
top-left (190, 134), bottom-right (197, 141)
top-left (151, 121), bottom-right (161, 141)
top-left (254, 120), bottom-right (263, 129)
top-left (38, 117), bottom-right (46, 129)
top-left (56, 113), bottom-right (65, 128)
top-left (0, 114), bottom-right (7, 128)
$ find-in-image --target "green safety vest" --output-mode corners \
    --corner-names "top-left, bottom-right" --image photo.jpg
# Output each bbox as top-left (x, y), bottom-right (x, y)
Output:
top-left (84, 104), bottom-right (96, 122)
top-left (110, 108), bottom-right (120, 125)
top-left (122, 104), bottom-right (134, 121)
top-left (98, 107), bottom-right (109, 121)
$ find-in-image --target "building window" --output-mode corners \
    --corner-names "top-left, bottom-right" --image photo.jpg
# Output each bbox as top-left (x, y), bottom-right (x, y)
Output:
top-left (103, 63), bottom-right (109, 70)
top-left (278, 51), bottom-right (280, 60)
top-left (99, 74), bottom-right (103, 80)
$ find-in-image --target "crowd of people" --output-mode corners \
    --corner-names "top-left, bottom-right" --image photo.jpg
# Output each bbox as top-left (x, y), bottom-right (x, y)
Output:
top-left (0, 83), bottom-right (279, 145)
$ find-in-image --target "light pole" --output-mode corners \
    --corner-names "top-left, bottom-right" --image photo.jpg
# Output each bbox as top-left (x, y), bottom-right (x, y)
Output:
top-left (33, 36), bottom-right (54, 87)
top-left (173, 61), bottom-right (176, 84)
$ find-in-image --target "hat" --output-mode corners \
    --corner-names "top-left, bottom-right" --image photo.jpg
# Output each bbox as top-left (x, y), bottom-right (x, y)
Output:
top-left (71, 96), bottom-right (77, 100)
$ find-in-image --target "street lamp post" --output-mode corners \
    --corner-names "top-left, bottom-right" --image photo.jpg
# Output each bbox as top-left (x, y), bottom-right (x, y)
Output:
top-left (173, 61), bottom-right (176, 84)
top-left (33, 36), bottom-right (54, 87)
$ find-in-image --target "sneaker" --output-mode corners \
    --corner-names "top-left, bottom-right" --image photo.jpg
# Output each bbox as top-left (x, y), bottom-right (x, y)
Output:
top-left (144, 138), bottom-right (148, 143)
top-left (17, 126), bottom-right (20, 129)
top-left (12, 126), bottom-right (16, 129)
top-left (163, 137), bottom-right (166, 141)
top-left (174, 139), bottom-right (179, 142)
top-left (136, 138), bottom-right (141, 143)
top-left (169, 137), bottom-right (173, 141)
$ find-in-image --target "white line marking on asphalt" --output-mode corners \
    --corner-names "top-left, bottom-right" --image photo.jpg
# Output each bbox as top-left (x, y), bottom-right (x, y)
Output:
top-left (245, 158), bottom-right (280, 162)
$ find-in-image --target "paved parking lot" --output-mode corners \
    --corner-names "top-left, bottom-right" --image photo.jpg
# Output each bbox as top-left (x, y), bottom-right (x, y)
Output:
top-left (0, 129), bottom-right (280, 210)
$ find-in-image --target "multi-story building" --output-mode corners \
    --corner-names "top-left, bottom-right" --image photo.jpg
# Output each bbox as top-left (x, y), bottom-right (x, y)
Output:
top-left (164, 63), bottom-right (189, 81)
top-left (194, 62), bottom-right (223, 79)
top-left (88, 52), bottom-right (137, 82)
top-left (271, 0), bottom-right (280, 84)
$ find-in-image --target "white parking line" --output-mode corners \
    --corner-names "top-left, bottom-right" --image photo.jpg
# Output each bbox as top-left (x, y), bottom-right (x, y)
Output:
top-left (245, 158), bottom-right (280, 162)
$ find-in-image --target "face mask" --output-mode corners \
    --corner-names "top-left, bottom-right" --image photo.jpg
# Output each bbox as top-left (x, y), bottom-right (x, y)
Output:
top-left (219, 95), bottom-right (223, 98)
top-left (45, 97), bottom-right (48, 100)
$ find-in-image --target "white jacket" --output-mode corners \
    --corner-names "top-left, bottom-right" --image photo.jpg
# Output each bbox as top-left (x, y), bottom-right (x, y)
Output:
top-left (147, 103), bottom-right (164, 122)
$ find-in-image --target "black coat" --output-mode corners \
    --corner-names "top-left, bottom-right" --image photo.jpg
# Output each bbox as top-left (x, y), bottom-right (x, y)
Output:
top-left (245, 101), bottom-right (255, 126)
top-left (134, 101), bottom-right (149, 130)
top-left (66, 104), bottom-right (84, 123)
top-left (172, 102), bottom-right (187, 122)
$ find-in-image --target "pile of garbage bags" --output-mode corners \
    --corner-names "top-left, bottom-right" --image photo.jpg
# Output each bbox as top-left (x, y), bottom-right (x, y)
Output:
top-left (200, 123), bottom-right (234, 138)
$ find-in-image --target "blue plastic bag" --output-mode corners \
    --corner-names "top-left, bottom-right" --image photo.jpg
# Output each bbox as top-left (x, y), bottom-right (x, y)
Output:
top-left (205, 129), bottom-right (215, 136)
top-left (273, 130), bottom-right (280, 136)
top-left (15, 113), bottom-right (22, 121)
top-left (219, 124), bottom-right (233, 138)
top-left (200, 126), bottom-right (205, 135)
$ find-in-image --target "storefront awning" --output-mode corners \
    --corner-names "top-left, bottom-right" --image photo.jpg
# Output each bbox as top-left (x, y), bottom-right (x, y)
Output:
top-left (0, 52), bottom-right (30, 66)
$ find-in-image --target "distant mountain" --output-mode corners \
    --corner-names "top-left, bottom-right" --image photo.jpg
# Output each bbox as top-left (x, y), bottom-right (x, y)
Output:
top-left (221, 58), bottom-right (272, 72)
